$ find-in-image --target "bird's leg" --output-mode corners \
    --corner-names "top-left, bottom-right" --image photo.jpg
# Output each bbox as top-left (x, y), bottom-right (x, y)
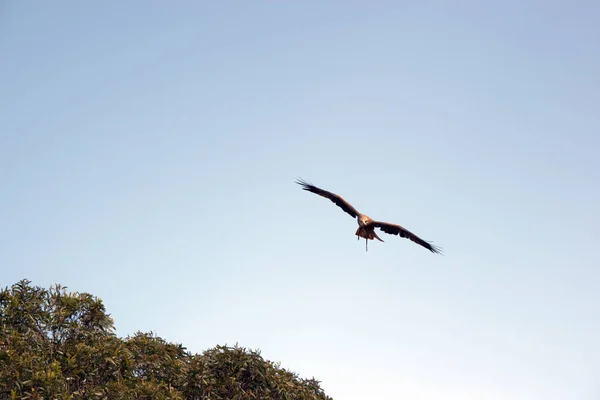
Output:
top-left (365, 238), bottom-right (368, 251)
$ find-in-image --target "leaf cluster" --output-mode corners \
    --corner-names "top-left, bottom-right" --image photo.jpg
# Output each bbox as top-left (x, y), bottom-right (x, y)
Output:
top-left (0, 279), bottom-right (332, 400)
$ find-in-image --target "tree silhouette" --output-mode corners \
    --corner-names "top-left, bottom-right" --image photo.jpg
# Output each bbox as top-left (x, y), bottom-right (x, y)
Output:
top-left (0, 279), bottom-right (332, 400)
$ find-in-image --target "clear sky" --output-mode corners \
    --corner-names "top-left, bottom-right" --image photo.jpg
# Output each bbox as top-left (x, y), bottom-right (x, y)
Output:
top-left (1, 1), bottom-right (599, 399)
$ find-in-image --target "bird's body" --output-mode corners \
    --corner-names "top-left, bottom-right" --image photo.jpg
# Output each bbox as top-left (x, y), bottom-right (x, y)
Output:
top-left (295, 178), bottom-right (442, 253)
top-left (355, 214), bottom-right (384, 250)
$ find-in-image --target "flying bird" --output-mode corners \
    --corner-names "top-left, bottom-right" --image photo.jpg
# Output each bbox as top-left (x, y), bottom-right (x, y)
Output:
top-left (295, 178), bottom-right (442, 253)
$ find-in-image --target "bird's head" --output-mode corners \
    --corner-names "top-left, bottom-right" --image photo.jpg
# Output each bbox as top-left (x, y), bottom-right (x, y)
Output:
top-left (358, 215), bottom-right (371, 226)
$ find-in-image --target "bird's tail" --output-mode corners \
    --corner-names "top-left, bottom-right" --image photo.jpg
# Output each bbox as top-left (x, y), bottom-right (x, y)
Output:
top-left (355, 227), bottom-right (384, 242)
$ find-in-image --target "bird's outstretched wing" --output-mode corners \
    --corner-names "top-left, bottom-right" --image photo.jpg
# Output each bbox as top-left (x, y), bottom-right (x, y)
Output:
top-left (372, 221), bottom-right (442, 254)
top-left (295, 177), bottom-right (360, 218)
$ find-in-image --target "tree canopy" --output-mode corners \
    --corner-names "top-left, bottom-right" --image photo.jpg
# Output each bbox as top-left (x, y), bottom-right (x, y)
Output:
top-left (0, 279), bottom-right (333, 400)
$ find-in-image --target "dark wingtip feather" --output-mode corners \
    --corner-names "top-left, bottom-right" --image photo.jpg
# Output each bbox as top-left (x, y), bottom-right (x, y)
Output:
top-left (295, 176), bottom-right (314, 190)
top-left (428, 243), bottom-right (443, 255)
top-left (294, 176), bottom-right (306, 186)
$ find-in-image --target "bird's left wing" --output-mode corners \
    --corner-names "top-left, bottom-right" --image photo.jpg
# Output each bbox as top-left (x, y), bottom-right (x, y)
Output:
top-left (372, 220), bottom-right (442, 254)
top-left (295, 178), bottom-right (360, 218)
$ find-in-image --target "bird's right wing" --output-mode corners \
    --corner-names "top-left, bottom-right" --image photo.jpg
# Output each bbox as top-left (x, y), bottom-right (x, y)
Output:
top-left (372, 220), bottom-right (443, 254)
top-left (295, 178), bottom-right (360, 218)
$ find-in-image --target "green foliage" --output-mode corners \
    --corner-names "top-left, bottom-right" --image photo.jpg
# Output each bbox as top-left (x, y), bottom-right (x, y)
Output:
top-left (1, 279), bottom-right (332, 400)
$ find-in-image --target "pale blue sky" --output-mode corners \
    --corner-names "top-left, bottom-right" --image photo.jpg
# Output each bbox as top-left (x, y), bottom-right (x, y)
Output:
top-left (1, 1), bottom-right (599, 399)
